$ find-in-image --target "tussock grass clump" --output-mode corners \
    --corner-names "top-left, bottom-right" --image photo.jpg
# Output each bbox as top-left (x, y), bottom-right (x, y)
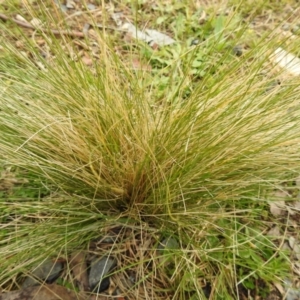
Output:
top-left (1, 7), bottom-right (300, 298)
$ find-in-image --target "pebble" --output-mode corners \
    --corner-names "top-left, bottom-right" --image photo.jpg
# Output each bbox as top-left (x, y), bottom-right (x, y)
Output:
top-left (158, 237), bottom-right (179, 252)
top-left (282, 24), bottom-right (290, 31)
top-left (83, 23), bottom-right (90, 35)
top-left (232, 45), bottom-right (243, 57)
top-left (284, 279), bottom-right (300, 300)
top-left (89, 256), bottom-right (117, 293)
top-left (22, 259), bottom-right (63, 288)
top-left (190, 39), bottom-right (199, 46)
top-left (87, 3), bottom-right (96, 10)
top-left (66, 0), bottom-right (75, 9)
top-left (157, 237), bottom-right (179, 266)
top-left (53, 0), bottom-right (68, 12)
top-left (60, 5), bottom-right (68, 13)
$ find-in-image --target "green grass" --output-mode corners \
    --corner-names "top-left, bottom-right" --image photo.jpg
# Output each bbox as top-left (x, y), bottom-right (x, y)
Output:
top-left (1, 0), bottom-right (300, 299)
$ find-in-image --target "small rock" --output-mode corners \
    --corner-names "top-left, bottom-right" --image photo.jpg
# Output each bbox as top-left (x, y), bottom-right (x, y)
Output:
top-left (22, 259), bottom-right (63, 288)
top-left (89, 256), bottom-right (116, 293)
top-left (232, 45), bottom-right (243, 57)
top-left (190, 39), bottom-right (199, 46)
top-left (112, 287), bottom-right (122, 296)
top-left (288, 236), bottom-right (300, 260)
top-left (54, 0), bottom-right (68, 12)
top-left (157, 237), bottom-right (179, 266)
top-left (282, 24), bottom-right (290, 31)
top-left (158, 237), bottom-right (179, 252)
top-left (97, 236), bottom-right (117, 244)
top-left (83, 23), bottom-right (90, 35)
top-left (284, 279), bottom-right (300, 300)
top-left (87, 3), bottom-right (96, 10)
top-left (203, 282), bottom-right (211, 298)
top-left (102, 237), bottom-right (116, 243)
top-left (66, 0), bottom-right (75, 9)
top-left (59, 4), bottom-right (68, 12)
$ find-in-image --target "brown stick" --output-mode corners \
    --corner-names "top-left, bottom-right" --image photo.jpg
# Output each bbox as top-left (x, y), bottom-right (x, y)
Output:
top-left (0, 13), bottom-right (85, 38)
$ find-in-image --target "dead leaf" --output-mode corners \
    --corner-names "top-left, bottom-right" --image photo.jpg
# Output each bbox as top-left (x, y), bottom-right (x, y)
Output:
top-left (82, 54), bottom-right (93, 66)
top-left (199, 10), bottom-right (207, 24)
top-left (111, 12), bottom-right (124, 27)
top-left (273, 281), bottom-right (285, 296)
top-left (0, 284), bottom-right (86, 300)
top-left (130, 58), bottom-right (152, 71)
top-left (269, 200), bottom-right (286, 217)
top-left (144, 29), bottom-right (175, 46)
top-left (15, 40), bottom-right (24, 48)
top-left (282, 242), bottom-right (291, 252)
top-left (267, 226), bottom-right (281, 238)
top-left (270, 47), bottom-right (300, 76)
top-left (30, 18), bottom-right (42, 28)
top-left (292, 261), bottom-right (300, 276)
top-left (288, 236), bottom-right (300, 261)
top-left (268, 189), bottom-right (291, 217)
top-left (292, 200), bottom-right (300, 210)
top-left (66, 0), bottom-right (75, 9)
top-left (35, 61), bottom-right (47, 71)
top-left (69, 251), bottom-right (89, 292)
top-left (15, 15), bottom-right (29, 24)
top-left (122, 23), bottom-right (175, 46)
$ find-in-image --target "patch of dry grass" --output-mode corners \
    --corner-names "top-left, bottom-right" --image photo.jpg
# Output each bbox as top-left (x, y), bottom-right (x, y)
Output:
top-left (1, 1), bottom-right (300, 299)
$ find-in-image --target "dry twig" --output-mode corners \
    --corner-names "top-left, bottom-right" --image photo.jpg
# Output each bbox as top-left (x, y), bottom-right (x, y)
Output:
top-left (0, 13), bottom-right (85, 38)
